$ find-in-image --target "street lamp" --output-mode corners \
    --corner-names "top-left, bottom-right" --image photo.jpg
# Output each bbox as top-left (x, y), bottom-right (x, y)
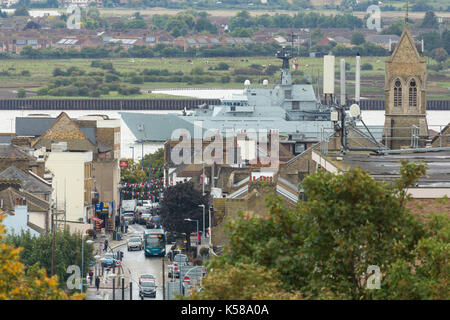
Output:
top-left (184, 218), bottom-right (199, 258)
top-left (198, 204), bottom-right (205, 243)
top-left (129, 146), bottom-right (134, 163)
top-left (81, 234), bottom-right (94, 293)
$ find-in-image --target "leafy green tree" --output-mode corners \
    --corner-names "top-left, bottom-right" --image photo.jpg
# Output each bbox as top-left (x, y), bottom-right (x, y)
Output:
top-left (430, 48), bottom-right (448, 63)
top-left (382, 18), bottom-right (405, 37)
top-left (120, 160), bottom-right (147, 183)
top-left (190, 263), bottom-right (303, 300)
top-left (206, 161), bottom-right (445, 299)
top-left (17, 87), bottom-right (26, 98)
top-left (351, 32), bottom-right (365, 45)
top-left (141, 148), bottom-right (165, 179)
top-left (374, 212), bottom-right (449, 300)
top-left (4, 227), bottom-right (94, 291)
top-left (421, 11), bottom-right (438, 28)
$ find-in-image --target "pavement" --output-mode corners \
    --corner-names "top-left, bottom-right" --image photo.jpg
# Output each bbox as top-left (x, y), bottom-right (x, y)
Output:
top-left (85, 227), bottom-right (135, 300)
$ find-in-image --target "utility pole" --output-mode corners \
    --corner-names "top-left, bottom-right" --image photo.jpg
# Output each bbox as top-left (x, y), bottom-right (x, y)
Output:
top-left (162, 257), bottom-right (166, 300)
top-left (51, 211), bottom-right (55, 276)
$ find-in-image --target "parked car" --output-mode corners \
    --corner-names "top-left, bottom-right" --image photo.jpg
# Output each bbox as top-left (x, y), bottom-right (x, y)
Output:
top-left (139, 274), bottom-right (155, 285)
top-left (142, 200), bottom-right (152, 207)
top-left (139, 281), bottom-right (157, 298)
top-left (127, 236), bottom-right (143, 251)
top-left (168, 254), bottom-right (189, 278)
top-left (139, 213), bottom-right (151, 225)
top-left (101, 252), bottom-right (121, 268)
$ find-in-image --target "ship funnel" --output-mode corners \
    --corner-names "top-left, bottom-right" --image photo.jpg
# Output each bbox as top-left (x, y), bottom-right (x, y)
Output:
top-left (340, 58), bottom-right (346, 107)
top-left (355, 54), bottom-right (360, 104)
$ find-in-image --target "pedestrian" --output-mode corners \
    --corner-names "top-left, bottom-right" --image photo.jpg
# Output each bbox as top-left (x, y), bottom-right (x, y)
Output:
top-left (95, 276), bottom-right (100, 291)
top-left (104, 239), bottom-right (109, 251)
top-left (89, 270), bottom-right (94, 286)
top-left (125, 220), bottom-right (128, 233)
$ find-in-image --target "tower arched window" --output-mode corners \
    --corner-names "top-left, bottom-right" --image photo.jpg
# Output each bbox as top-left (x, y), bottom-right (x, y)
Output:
top-left (394, 79), bottom-right (402, 107)
top-left (409, 79), bottom-right (417, 107)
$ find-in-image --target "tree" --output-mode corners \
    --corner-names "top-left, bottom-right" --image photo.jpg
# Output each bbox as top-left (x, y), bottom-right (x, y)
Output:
top-left (382, 18), bottom-right (405, 37)
top-left (160, 181), bottom-right (209, 250)
top-left (141, 148), bottom-right (165, 179)
top-left (375, 212), bottom-right (449, 299)
top-left (13, 5), bottom-right (29, 16)
top-left (0, 215), bottom-right (84, 299)
top-left (205, 161), bottom-right (444, 299)
top-left (351, 32), bottom-right (365, 45)
top-left (5, 227), bottom-right (94, 290)
top-left (421, 11), bottom-right (438, 28)
top-left (17, 87), bottom-right (26, 98)
top-left (430, 48), bottom-right (448, 63)
top-left (189, 263), bottom-right (303, 300)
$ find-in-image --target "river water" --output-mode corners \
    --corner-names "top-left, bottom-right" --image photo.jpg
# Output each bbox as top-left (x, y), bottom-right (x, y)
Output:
top-left (0, 89), bottom-right (449, 159)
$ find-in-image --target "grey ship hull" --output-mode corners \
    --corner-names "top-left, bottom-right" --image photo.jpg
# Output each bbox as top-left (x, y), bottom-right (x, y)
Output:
top-left (120, 112), bottom-right (332, 142)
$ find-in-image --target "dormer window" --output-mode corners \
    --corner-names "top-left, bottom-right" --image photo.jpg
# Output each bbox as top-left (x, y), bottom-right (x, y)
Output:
top-left (394, 79), bottom-right (402, 107)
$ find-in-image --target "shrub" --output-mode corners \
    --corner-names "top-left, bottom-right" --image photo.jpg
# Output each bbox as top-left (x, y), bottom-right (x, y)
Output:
top-left (17, 87), bottom-right (26, 98)
top-left (191, 66), bottom-right (204, 75)
top-left (130, 76), bottom-right (144, 84)
top-left (36, 87), bottom-right (48, 96)
top-left (89, 90), bottom-right (101, 97)
top-left (216, 62), bottom-right (230, 70)
top-left (21, 70), bottom-right (30, 76)
top-left (361, 63), bottom-right (373, 70)
top-left (220, 75), bottom-right (231, 83)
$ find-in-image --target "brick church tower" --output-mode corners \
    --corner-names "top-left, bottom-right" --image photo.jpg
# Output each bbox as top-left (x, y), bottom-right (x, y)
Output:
top-left (382, 19), bottom-right (428, 149)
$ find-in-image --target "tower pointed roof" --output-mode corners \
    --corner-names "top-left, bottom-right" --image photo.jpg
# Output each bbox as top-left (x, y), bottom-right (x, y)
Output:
top-left (386, 21), bottom-right (425, 64)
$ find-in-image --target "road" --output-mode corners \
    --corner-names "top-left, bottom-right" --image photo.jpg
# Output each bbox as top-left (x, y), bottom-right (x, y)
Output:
top-left (87, 223), bottom-right (172, 300)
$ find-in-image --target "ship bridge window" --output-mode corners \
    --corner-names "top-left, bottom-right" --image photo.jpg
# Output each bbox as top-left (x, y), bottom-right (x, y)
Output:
top-left (285, 90), bottom-right (292, 99)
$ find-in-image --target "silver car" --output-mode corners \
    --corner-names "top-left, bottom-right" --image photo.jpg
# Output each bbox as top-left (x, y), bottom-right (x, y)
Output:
top-left (127, 237), bottom-right (143, 251)
top-left (139, 281), bottom-right (157, 298)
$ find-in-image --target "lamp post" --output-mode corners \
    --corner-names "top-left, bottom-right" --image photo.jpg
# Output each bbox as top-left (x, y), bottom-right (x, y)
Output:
top-left (198, 204), bottom-right (205, 243)
top-left (184, 218), bottom-right (199, 258)
top-left (129, 146), bottom-right (134, 163)
top-left (81, 234), bottom-right (94, 293)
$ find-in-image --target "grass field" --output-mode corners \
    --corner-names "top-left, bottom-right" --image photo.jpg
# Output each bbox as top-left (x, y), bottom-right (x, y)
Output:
top-left (1, 56), bottom-right (447, 100)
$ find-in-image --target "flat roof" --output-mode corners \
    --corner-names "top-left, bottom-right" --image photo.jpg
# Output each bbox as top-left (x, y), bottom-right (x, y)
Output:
top-left (323, 149), bottom-right (450, 187)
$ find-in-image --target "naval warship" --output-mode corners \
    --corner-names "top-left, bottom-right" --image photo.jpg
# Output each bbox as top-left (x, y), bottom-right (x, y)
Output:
top-left (120, 51), bottom-right (333, 142)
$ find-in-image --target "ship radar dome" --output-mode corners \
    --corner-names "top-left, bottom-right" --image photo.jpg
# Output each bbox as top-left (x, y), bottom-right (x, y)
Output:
top-left (244, 79), bottom-right (251, 87)
top-left (263, 79), bottom-right (268, 86)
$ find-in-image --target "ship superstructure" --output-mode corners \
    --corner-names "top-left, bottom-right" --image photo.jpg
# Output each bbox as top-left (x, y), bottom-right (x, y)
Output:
top-left (120, 51), bottom-right (332, 142)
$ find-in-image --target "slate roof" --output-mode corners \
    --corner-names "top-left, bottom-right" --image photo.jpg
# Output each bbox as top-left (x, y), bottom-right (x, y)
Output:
top-left (0, 143), bottom-right (36, 160)
top-left (16, 117), bottom-right (56, 137)
top-left (0, 166), bottom-right (52, 195)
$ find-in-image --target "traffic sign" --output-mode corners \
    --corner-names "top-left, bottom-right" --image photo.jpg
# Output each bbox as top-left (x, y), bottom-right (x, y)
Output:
top-left (183, 276), bottom-right (191, 284)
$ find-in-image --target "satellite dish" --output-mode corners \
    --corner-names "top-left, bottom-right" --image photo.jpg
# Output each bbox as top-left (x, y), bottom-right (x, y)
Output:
top-left (349, 104), bottom-right (361, 118)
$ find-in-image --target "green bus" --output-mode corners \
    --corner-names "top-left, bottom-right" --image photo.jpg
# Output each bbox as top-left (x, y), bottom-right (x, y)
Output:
top-left (144, 229), bottom-right (166, 257)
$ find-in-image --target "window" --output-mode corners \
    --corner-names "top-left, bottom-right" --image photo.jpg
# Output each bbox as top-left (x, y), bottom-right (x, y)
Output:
top-left (285, 90), bottom-right (292, 99)
top-left (292, 101), bottom-right (299, 110)
top-left (394, 79), bottom-right (402, 107)
top-left (409, 79), bottom-right (417, 107)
